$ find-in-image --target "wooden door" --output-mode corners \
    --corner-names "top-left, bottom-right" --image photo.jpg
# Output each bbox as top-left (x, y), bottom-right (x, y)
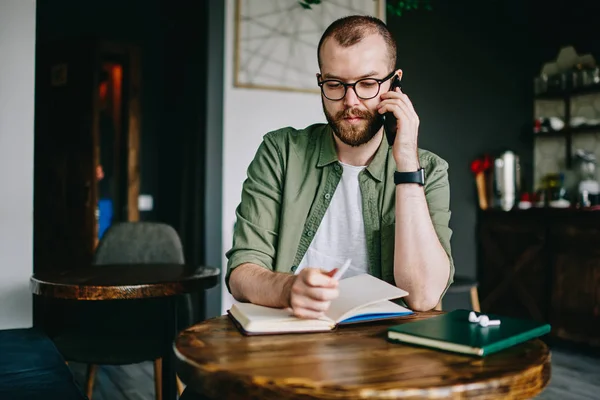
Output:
top-left (95, 42), bottom-right (141, 226)
top-left (34, 39), bottom-right (99, 271)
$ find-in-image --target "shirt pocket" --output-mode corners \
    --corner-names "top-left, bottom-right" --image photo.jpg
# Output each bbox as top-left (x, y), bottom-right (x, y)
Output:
top-left (380, 222), bottom-right (395, 283)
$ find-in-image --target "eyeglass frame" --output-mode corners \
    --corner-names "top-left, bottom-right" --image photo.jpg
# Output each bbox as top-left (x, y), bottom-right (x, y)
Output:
top-left (316, 70), bottom-right (397, 101)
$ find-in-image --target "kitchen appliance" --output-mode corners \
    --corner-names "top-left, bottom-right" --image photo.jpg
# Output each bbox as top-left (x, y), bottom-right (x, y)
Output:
top-left (574, 149), bottom-right (599, 207)
top-left (493, 151), bottom-right (521, 211)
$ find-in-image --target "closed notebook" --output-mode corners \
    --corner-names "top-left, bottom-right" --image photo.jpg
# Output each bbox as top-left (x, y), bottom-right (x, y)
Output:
top-left (228, 274), bottom-right (413, 335)
top-left (387, 309), bottom-right (551, 356)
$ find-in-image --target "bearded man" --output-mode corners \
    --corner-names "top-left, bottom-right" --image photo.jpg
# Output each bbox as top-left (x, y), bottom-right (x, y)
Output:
top-left (225, 15), bottom-right (454, 315)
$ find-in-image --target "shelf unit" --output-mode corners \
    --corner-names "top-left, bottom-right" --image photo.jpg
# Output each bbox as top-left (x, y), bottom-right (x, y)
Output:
top-left (534, 83), bottom-right (600, 168)
top-left (534, 124), bottom-right (600, 139)
top-left (535, 83), bottom-right (600, 100)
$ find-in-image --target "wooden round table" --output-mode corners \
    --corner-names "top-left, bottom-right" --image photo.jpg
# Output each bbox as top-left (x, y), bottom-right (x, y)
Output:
top-left (175, 311), bottom-right (551, 400)
top-left (30, 264), bottom-right (219, 300)
top-left (31, 264), bottom-right (220, 400)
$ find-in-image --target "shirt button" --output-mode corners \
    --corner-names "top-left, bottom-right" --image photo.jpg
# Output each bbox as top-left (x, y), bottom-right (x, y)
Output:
top-left (291, 266), bottom-right (297, 272)
top-left (334, 164), bottom-right (341, 172)
top-left (324, 193), bottom-right (331, 200)
top-left (306, 230), bottom-right (314, 237)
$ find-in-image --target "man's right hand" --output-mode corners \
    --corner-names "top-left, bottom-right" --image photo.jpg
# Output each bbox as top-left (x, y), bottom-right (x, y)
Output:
top-left (286, 267), bottom-right (340, 319)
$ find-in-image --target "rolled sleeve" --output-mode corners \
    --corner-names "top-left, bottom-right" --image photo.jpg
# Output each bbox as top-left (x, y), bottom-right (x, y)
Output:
top-left (225, 133), bottom-right (284, 292)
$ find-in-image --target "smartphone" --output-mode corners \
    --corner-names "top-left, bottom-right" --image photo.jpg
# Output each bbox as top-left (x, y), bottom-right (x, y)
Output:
top-left (383, 74), bottom-right (402, 146)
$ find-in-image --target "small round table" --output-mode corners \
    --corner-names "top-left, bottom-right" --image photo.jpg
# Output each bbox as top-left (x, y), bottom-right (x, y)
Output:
top-left (175, 311), bottom-right (551, 400)
top-left (31, 264), bottom-right (220, 400)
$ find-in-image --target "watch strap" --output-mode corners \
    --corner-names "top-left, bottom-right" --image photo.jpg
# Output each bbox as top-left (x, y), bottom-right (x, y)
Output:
top-left (394, 168), bottom-right (425, 186)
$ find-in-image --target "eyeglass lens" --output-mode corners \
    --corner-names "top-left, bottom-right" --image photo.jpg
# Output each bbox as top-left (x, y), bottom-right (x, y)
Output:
top-left (322, 79), bottom-right (381, 100)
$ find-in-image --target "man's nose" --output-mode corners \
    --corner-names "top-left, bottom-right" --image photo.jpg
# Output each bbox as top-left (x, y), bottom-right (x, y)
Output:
top-left (343, 86), bottom-right (361, 107)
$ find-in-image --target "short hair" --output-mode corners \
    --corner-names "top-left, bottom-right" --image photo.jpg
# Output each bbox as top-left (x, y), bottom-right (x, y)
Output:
top-left (317, 15), bottom-right (397, 71)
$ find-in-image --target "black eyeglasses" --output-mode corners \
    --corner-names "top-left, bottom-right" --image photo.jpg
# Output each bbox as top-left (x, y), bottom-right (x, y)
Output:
top-left (317, 71), bottom-right (396, 101)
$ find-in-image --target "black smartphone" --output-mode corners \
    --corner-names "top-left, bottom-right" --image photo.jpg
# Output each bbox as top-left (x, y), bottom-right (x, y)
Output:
top-left (383, 75), bottom-right (402, 146)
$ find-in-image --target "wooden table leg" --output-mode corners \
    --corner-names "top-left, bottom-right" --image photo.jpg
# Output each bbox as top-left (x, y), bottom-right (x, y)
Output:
top-left (162, 296), bottom-right (178, 400)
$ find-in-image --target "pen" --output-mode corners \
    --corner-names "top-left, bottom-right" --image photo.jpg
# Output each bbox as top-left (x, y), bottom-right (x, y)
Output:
top-left (329, 259), bottom-right (351, 280)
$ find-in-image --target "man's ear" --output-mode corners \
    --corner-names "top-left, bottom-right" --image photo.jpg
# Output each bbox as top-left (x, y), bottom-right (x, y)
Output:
top-left (395, 69), bottom-right (403, 81)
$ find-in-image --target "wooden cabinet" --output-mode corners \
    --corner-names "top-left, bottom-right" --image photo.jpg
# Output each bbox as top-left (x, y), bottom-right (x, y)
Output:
top-left (478, 209), bottom-right (600, 347)
top-left (548, 219), bottom-right (600, 346)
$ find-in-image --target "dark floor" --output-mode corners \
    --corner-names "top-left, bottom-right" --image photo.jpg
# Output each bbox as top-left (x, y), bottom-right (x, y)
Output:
top-left (69, 361), bottom-right (156, 400)
top-left (68, 344), bottom-right (600, 400)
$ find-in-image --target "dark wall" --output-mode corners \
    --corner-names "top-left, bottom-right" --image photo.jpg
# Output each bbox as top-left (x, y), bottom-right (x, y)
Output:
top-left (531, 0), bottom-right (600, 71)
top-left (387, 0), bottom-right (533, 280)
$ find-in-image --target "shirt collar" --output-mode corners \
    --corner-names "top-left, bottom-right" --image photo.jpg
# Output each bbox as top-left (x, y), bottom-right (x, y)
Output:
top-left (316, 125), bottom-right (338, 167)
top-left (317, 125), bottom-right (389, 182)
top-left (365, 134), bottom-right (389, 182)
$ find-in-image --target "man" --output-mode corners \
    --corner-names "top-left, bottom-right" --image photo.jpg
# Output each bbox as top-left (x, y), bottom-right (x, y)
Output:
top-left (226, 15), bottom-right (453, 316)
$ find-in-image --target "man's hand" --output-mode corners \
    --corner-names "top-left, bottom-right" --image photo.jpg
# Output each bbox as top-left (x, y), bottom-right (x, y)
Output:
top-left (377, 86), bottom-right (420, 171)
top-left (286, 268), bottom-right (339, 319)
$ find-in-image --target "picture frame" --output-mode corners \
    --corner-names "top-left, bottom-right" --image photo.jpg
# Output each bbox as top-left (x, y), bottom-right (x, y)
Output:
top-left (234, 0), bottom-right (386, 93)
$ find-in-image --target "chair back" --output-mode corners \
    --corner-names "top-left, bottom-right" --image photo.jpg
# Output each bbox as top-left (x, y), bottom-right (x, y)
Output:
top-left (94, 221), bottom-right (198, 329)
top-left (94, 222), bottom-right (184, 265)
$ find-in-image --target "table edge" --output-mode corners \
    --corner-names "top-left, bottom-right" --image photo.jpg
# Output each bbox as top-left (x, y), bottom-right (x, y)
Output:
top-left (29, 267), bottom-right (220, 300)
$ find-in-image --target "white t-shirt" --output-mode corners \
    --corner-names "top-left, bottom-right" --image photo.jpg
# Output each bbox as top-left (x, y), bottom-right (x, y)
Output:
top-left (296, 162), bottom-right (369, 279)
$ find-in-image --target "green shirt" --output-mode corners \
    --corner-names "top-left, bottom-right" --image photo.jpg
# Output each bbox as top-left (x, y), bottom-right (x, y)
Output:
top-left (225, 123), bottom-right (454, 293)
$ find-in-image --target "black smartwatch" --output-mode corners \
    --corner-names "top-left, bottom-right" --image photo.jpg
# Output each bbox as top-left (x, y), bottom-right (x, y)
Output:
top-left (394, 168), bottom-right (425, 186)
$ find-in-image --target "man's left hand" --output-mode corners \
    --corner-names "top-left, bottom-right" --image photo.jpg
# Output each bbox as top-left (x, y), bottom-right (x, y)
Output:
top-left (377, 87), bottom-right (420, 171)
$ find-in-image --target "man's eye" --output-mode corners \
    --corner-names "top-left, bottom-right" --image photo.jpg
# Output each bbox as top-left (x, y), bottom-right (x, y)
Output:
top-left (359, 81), bottom-right (377, 88)
top-left (326, 82), bottom-right (342, 89)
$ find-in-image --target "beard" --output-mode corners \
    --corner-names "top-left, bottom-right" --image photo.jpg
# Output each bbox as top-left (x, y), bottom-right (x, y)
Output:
top-left (323, 101), bottom-right (383, 147)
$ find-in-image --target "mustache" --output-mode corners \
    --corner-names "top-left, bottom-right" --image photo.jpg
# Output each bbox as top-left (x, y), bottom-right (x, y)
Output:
top-left (336, 108), bottom-right (372, 119)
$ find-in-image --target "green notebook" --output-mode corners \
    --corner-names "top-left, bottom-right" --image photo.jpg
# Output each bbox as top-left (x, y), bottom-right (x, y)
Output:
top-left (387, 309), bottom-right (551, 356)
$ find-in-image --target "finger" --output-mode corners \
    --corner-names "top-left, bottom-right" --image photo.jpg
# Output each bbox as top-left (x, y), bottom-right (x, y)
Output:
top-left (290, 296), bottom-right (331, 312)
top-left (379, 101), bottom-right (420, 131)
top-left (378, 102), bottom-right (411, 124)
top-left (301, 269), bottom-right (338, 288)
top-left (379, 90), bottom-right (406, 100)
top-left (304, 286), bottom-right (339, 302)
top-left (323, 268), bottom-right (338, 278)
top-left (379, 90), bottom-right (416, 114)
top-left (291, 280), bottom-right (339, 301)
top-left (377, 98), bottom-right (416, 120)
top-left (292, 308), bottom-right (326, 319)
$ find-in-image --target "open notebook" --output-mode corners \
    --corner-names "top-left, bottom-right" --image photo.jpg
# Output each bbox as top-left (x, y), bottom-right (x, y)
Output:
top-left (228, 274), bottom-right (413, 335)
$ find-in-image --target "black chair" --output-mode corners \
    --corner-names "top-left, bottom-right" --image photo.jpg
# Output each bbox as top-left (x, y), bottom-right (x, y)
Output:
top-left (436, 276), bottom-right (480, 312)
top-left (50, 222), bottom-right (191, 399)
